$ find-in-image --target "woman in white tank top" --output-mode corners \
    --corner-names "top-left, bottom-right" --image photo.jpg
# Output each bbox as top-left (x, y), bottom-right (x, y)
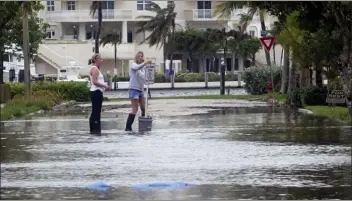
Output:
top-left (88, 53), bottom-right (110, 135)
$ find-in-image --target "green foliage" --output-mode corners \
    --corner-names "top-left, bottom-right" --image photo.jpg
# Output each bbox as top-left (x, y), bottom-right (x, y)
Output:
top-left (242, 65), bottom-right (281, 94)
top-left (8, 81), bottom-right (90, 102)
top-left (0, 1), bottom-right (48, 58)
top-left (287, 86), bottom-right (328, 108)
top-left (0, 83), bottom-right (11, 103)
top-left (305, 106), bottom-right (351, 122)
top-left (1, 90), bottom-right (63, 121)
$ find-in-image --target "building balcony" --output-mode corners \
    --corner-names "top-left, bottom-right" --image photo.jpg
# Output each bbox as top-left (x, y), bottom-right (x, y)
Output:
top-left (184, 9), bottom-right (218, 21)
top-left (44, 9), bottom-right (133, 22)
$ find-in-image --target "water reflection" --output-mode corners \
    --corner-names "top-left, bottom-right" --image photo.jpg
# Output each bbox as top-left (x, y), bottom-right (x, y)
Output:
top-left (0, 106), bottom-right (351, 199)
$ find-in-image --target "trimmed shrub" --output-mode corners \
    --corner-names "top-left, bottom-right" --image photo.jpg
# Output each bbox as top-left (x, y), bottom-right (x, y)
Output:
top-left (8, 81), bottom-right (90, 102)
top-left (287, 86), bottom-right (328, 108)
top-left (242, 65), bottom-right (281, 94)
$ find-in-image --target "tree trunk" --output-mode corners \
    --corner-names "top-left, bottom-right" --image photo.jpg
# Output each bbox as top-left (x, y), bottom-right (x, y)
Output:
top-left (280, 48), bottom-right (283, 67)
top-left (273, 44), bottom-right (276, 65)
top-left (259, 9), bottom-right (271, 66)
top-left (299, 68), bottom-right (310, 88)
top-left (0, 48), bottom-right (4, 84)
top-left (168, 53), bottom-right (174, 88)
top-left (315, 62), bottom-right (323, 88)
top-left (287, 49), bottom-right (296, 93)
top-left (95, 2), bottom-right (102, 53)
top-left (23, 3), bottom-right (31, 99)
top-left (280, 46), bottom-right (289, 94)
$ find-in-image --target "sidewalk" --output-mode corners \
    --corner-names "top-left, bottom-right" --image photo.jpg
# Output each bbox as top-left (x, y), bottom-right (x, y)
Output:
top-left (112, 81), bottom-right (245, 90)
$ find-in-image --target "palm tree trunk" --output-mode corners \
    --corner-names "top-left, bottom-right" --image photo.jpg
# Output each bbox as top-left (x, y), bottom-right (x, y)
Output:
top-left (287, 50), bottom-right (296, 93)
top-left (259, 9), bottom-right (271, 66)
top-left (280, 46), bottom-right (289, 94)
top-left (169, 28), bottom-right (175, 88)
top-left (0, 48), bottom-right (4, 84)
top-left (23, 2), bottom-right (31, 99)
top-left (280, 48), bottom-right (283, 67)
top-left (95, 2), bottom-right (102, 53)
top-left (273, 44), bottom-right (276, 65)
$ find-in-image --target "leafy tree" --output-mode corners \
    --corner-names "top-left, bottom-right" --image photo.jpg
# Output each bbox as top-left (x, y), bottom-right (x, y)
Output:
top-left (0, 1), bottom-right (48, 85)
top-left (213, 1), bottom-right (271, 65)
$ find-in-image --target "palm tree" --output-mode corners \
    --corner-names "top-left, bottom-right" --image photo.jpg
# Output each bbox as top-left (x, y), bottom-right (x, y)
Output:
top-left (213, 1), bottom-right (271, 66)
top-left (100, 33), bottom-right (121, 90)
top-left (135, 1), bottom-right (177, 88)
top-left (90, 1), bottom-right (102, 53)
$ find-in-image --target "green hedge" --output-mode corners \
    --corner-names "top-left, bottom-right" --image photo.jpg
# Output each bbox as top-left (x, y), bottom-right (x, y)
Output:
top-left (8, 81), bottom-right (90, 102)
top-left (242, 65), bottom-right (281, 95)
top-left (287, 86), bottom-right (328, 108)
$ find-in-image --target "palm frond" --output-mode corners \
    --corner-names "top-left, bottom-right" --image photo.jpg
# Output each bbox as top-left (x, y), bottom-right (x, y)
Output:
top-left (90, 1), bottom-right (99, 16)
top-left (100, 33), bottom-right (121, 47)
top-left (213, 1), bottom-right (247, 19)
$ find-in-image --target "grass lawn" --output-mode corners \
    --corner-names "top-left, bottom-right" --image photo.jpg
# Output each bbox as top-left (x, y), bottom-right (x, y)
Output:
top-left (105, 92), bottom-right (287, 103)
top-left (304, 106), bottom-right (351, 123)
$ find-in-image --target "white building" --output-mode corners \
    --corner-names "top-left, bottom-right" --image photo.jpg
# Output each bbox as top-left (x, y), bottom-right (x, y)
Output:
top-left (35, 0), bottom-right (282, 77)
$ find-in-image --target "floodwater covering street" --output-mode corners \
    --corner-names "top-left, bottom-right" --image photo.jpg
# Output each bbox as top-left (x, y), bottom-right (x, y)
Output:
top-left (1, 101), bottom-right (351, 200)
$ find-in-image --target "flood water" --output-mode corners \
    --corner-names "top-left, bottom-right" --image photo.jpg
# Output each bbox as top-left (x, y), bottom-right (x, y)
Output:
top-left (1, 106), bottom-right (351, 200)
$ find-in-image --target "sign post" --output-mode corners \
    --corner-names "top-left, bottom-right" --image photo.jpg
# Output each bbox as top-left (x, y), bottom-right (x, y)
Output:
top-left (260, 36), bottom-right (276, 92)
top-left (138, 61), bottom-right (155, 132)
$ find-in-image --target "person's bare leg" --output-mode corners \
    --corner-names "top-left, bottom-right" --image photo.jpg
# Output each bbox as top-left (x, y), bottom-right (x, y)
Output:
top-left (139, 98), bottom-right (145, 116)
top-left (125, 99), bottom-right (139, 131)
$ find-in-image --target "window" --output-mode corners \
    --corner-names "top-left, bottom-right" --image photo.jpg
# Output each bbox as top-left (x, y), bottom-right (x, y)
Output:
top-left (102, 0), bottom-right (114, 9)
top-left (46, 31), bottom-right (55, 39)
top-left (47, 1), bottom-right (54, 11)
top-left (249, 30), bottom-right (255, 37)
top-left (137, 1), bottom-right (152, 11)
top-left (67, 1), bottom-right (75, 10)
top-left (197, 1), bottom-right (211, 18)
top-left (199, 28), bottom-right (207, 32)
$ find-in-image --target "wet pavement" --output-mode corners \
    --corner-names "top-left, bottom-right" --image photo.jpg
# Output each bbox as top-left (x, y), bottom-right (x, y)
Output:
top-left (1, 105), bottom-right (351, 200)
top-left (103, 88), bottom-right (247, 99)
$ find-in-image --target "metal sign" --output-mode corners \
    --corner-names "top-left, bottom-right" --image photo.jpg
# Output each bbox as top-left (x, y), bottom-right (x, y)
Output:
top-left (326, 90), bottom-right (346, 104)
top-left (145, 64), bottom-right (155, 85)
top-left (260, 36), bottom-right (275, 52)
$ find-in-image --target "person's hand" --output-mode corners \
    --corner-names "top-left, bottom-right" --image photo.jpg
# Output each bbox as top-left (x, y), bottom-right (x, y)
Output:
top-left (105, 85), bottom-right (111, 90)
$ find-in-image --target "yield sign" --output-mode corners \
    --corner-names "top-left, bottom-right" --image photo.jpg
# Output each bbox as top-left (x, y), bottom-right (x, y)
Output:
top-left (260, 36), bottom-right (275, 52)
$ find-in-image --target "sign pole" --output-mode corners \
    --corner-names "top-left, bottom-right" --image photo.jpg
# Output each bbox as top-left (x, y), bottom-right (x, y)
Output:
top-left (138, 60), bottom-right (155, 132)
top-left (260, 36), bottom-right (276, 93)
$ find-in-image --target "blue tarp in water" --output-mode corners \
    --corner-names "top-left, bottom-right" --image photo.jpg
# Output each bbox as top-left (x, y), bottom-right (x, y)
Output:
top-left (88, 181), bottom-right (195, 191)
top-left (87, 181), bottom-right (111, 191)
top-left (131, 181), bottom-right (195, 189)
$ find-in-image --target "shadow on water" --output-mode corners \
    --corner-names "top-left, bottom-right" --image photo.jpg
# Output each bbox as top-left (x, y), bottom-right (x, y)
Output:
top-left (1, 105), bottom-right (351, 200)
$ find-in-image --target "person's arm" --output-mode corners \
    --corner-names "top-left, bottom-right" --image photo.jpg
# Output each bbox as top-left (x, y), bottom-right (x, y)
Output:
top-left (131, 62), bottom-right (147, 71)
top-left (90, 67), bottom-right (109, 88)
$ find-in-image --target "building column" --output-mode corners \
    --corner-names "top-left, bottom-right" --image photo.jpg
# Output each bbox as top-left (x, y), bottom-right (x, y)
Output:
top-left (79, 22), bottom-right (86, 41)
top-left (122, 21), bottom-right (128, 43)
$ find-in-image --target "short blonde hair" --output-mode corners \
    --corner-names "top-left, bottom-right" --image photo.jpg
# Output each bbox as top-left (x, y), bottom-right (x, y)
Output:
top-left (135, 51), bottom-right (144, 63)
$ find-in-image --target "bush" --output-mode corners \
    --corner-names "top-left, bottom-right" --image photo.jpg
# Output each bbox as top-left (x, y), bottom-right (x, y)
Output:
top-left (0, 90), bottom-right (63, 121)
top-left (287, 86), bottom-right (328, 108)
top-left (8, 81), bottom-right (90, 102)
top-left (242, 65), bottom-right (281, 94)
top-left (0, 83), bottom-right (11, 104)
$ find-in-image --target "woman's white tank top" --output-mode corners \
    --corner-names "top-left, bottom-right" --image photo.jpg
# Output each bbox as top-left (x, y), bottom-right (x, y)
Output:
top-left (89, 66), bottom-right (105, 92)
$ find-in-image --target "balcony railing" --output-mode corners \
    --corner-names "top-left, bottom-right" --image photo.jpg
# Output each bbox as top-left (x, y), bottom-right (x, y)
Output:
top-left (184, 9), bottom-right (217, 20)
top-left (45, 9), bottom-right (133, 22)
